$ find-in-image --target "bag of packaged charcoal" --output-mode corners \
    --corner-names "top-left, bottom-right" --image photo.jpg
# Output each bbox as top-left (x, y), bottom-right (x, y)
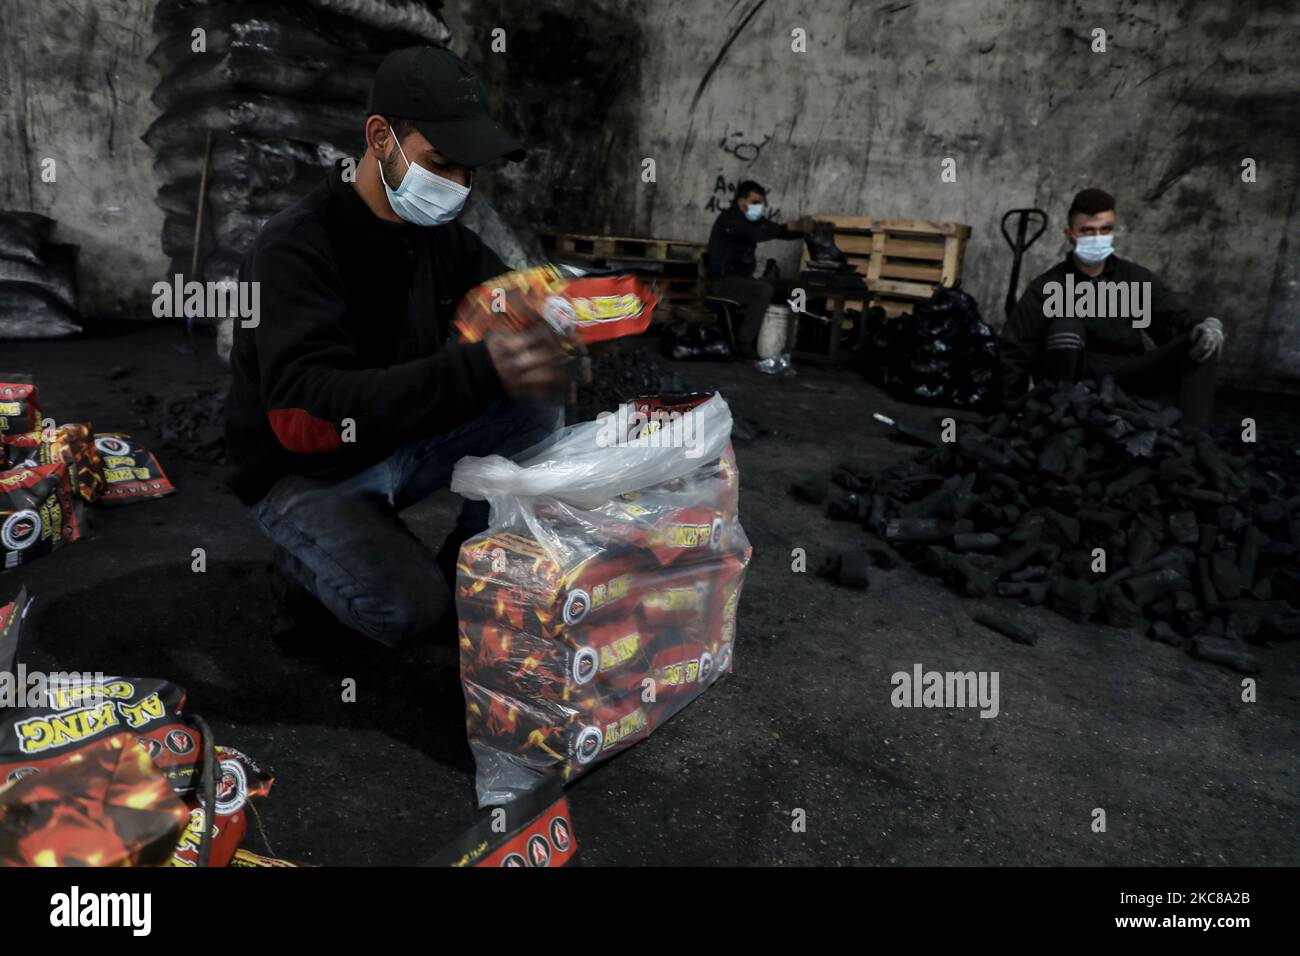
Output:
top-left (451, 393), bottom-right (751, 806)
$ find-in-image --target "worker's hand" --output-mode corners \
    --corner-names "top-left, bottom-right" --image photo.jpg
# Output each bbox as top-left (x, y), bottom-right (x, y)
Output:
top-left (1189, 316), bottom-right (1225, 363)
top-left (485, 323), bottom-right (572, 401)
top-left (790, 216), bottom-right (816, 234)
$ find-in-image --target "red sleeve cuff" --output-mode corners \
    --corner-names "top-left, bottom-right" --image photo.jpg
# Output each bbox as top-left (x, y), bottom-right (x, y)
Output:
top-left (267, 407), bottom-right (344, 454)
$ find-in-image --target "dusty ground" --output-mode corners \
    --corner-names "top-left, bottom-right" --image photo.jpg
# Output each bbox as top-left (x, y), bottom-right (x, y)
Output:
top-left (4, 323), bottom-right (1298, 866)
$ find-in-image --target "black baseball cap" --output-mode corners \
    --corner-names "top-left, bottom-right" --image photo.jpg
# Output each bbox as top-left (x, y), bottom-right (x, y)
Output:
top-left (366, 46), bottom-right (525, 166)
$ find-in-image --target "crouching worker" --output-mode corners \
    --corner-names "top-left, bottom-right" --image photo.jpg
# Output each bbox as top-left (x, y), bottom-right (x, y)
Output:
top-left (999, 188), bottom-right (1224, 428)
top-left (225, 48), bottom-right (569, 647)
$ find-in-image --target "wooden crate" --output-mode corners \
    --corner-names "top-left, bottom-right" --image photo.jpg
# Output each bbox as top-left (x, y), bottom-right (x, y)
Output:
top-left (536, 231), bottom-right (707, 315)
top-left (547, 233), bottom-right (703, 262)
top-left (799, 215), bottom-right (971, 317)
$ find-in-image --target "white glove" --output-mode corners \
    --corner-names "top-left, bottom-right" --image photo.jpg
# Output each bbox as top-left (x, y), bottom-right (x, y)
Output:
top-left (1190, 316), bottom-right (1224, 363)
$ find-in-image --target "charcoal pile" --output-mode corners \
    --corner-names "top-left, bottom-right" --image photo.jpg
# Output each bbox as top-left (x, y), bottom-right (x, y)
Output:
top-left (799, 376), bottom-right (1300, 670)
top-left (0, 211), bottom-right (81, 339)
top-left (858, 284), bottom-right (999, 410)
top-left (145, 0), bottom-right (452, 360)
top-left (569, 345), bottom-right (686, 423)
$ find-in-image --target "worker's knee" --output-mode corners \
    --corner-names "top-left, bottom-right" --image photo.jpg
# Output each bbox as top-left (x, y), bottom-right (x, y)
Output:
top-left (351, 576), bottom-right (449, 647)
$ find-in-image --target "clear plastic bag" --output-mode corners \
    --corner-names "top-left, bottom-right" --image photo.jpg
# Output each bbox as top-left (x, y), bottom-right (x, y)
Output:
top-left (451, 394), bottom-right (751, 805)
top-left (453, 393), bottom-right (736, 565)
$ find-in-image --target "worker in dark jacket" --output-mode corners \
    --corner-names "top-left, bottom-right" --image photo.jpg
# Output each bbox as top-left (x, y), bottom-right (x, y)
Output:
top-left (225, 47), bottom-right (569, 647)
top-left (1000, 188), bottom-right (1224, 427)
top-left (707, 181), bottom-right (813, 357)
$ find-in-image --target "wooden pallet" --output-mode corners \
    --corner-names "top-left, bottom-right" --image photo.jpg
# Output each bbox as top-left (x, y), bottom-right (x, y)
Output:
top-left (799, 216), bottom-right (971, 318)
top-left (536, 231), bottom-right (707, 314)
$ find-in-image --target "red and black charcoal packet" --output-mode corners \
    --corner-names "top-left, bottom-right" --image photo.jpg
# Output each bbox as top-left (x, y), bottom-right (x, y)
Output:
top-left (93, 433), bottom-right (176, 505)
top-left (559, 274), bottom-right (659, 344)
top-left (0, 586), bottom-right (28, 674)
top-left (459, 612), bottom-right (653, 704)
top-left (1, 461), bottom-right (84, 572)
top-left (168, 746), bottom-right (273, 868)
top-left (454, 266), bottom-right (659, 348)
top-left (4, 423), bottom-right (106, 503)
top-left (632, 391), bottom-right (713, 416)
top-left (463, 678), bottom-right (660, 782)
top-left (0, 382), bottom-right (41, 438)
top-left (0, 732), bottom-right (190, 868)
top-left (454, 265), bottom-right (568, 344)
top-left (457, 530), bottom-right (652, 639)
top-left (428, 777), bottom-right (576, 867)
top-left (0, 669), bottom-right (272, 867)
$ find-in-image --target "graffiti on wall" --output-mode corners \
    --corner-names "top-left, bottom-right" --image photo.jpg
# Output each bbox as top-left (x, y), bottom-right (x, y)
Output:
top-left (717, 125), bottom-right (773, 163)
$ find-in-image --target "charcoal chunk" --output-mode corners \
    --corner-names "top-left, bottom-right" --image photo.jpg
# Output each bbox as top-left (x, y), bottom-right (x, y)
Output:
top-left (1149, 621), bottom-right (1184, 646)
top-left (953, 532), bottom-right (1001, 552)
top-left (1047, 577), bottom-right (1098, 622)
top-left (862, 534), bottom-right (901, 570)
top-left (790, 478), bottom-right (828, 505)
top-left (971, 610), bottom-right (1038, 646)
top-left (1101, 587), bottom-right (1145, 628)
top-left (1210, 552), bottom-right (1243, 599)
top-left (1168, 511), bottom-right (1199, 544)
top-left (1192, 635), bottom-right (1260, 673)
top-left (884, 518), bottom-right (955, 544)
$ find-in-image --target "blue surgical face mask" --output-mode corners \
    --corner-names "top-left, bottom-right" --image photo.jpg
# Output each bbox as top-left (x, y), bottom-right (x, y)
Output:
top-left (745, 202), bottom-right (765, 222)
top-left (379, 128), bottom-right (470, 227)
top-left (1073, 234), bottom-right (1114, 265)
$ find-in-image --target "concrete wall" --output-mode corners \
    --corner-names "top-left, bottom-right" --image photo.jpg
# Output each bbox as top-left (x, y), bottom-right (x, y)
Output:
top-left (3, 0), bottom-right (1296, 387)
top-left (0, 0), bottom-right (165, 319)
top-left (456, 0), bottom-right (1299, 388)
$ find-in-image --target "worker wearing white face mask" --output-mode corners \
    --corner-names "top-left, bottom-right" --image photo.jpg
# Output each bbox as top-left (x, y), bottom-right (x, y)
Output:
top-left (378, 124), bottom-right (472, 227)
top-left (228, 47), bottom-right (571, 650)
top-left (706, 180), bottom-right (816, 358)
top-left (1000, 187), bottom-right (1225, 428)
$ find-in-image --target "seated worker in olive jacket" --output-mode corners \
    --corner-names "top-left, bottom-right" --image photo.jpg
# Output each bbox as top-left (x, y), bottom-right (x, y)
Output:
top-left (999, 188), bottom-right (1225, 427)
top-left (706, 180), bottom-right (813, 357)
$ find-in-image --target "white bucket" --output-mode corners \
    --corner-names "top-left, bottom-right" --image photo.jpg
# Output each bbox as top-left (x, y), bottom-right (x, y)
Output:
top-left (756, 304), bottom-right (791, 359)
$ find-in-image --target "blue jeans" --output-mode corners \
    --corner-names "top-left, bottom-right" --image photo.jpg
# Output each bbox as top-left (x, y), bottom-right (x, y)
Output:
top-left (253, 399), bottom-right (561, 646)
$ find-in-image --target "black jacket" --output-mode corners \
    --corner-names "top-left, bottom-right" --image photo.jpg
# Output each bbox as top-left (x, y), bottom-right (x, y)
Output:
top-left (225, 165), bottom-right (507, 505)
top-left (999, 254), bottom-right (1200, 398)
top-left (706, 203), bottom-right (794, 278)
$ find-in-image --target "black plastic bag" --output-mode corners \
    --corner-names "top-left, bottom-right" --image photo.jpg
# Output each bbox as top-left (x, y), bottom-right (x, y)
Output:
top-left (0, 214), bottom-right (54, 266)
top-left (0, 283), bottom-right (83, 339)
top-left (142, 92), bottom-right (360, 158)
top-left (856, 282), bottom-right (1000, 409)
top-left (153, 136), bottom-right (333, 188)
top-left (0, 253), bottom-right (75, 308)
top-left (663, 321), bottom-right (734, 361)
top-left (152, 48), bottom-right (376, 111)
